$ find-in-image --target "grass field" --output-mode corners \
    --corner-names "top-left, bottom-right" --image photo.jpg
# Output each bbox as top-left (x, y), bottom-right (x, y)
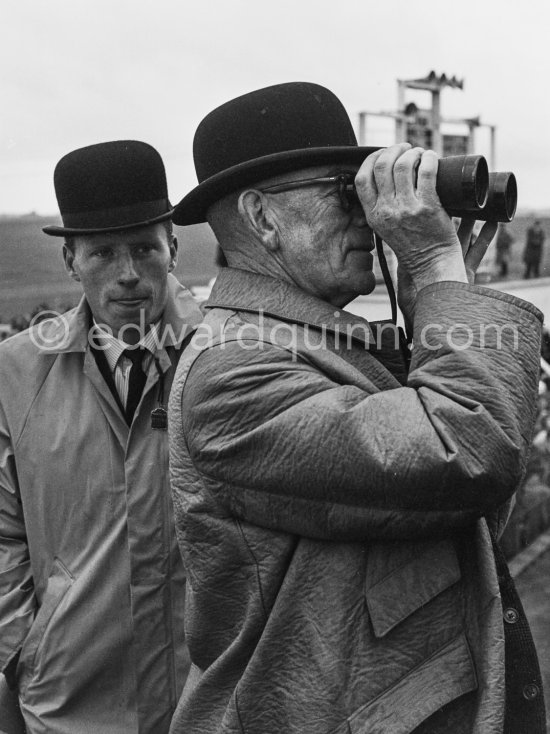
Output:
top-left (1, 213), bottom-right (549, 321)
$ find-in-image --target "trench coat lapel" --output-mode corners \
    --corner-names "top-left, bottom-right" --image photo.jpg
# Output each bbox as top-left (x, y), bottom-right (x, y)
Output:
top-left (83, 349), bottom-right (129, 447)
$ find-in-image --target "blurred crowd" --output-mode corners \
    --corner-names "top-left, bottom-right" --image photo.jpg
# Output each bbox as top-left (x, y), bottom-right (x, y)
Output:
top-left (499, 326), bottom-right (550, 556)
top-left (492, 218), bottom-right (547, 281)
top-left (529, 328), bottom-right (550, 482)
top-left (0, 301), bottom-right (73, 342)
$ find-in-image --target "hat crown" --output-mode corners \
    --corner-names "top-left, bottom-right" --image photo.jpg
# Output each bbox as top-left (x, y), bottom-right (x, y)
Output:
top-left (54, 140), bottom-right (168, 213)
top-left (43, 140), bottom-right (173, 236)
top-left (173, 82), bottom-right (379, 226)
top-left (193, 82), bottom-right (358, 184)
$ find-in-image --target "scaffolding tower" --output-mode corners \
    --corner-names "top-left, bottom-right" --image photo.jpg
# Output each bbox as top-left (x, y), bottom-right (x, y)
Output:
top-left (358, 71), bottom-right (496, 166)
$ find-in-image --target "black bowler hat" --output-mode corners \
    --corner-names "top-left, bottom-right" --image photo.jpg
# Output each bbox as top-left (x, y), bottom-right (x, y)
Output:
top-left (173, 82), bottom-right (380, 226)
top-left (43, 140), bottom-right (173, 236)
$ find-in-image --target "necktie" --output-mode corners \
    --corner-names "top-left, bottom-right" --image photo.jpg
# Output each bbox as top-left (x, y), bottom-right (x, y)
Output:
top-left (123, 348), bottom-right (147, 424)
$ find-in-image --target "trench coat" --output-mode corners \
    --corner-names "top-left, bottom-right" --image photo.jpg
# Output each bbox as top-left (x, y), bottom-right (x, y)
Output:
top-left (168, 267), bottom-right (544, 734)
top-left (0, 274), bottom-right (201, 733)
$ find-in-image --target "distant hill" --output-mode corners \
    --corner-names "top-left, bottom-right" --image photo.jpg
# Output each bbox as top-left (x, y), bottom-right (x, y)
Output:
top-left (0, 215), bottom-right (219, 319)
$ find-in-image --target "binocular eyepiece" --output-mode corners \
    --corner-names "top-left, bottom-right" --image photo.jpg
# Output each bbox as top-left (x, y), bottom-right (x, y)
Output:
top-left (436, 154), bottom-right (517, 223)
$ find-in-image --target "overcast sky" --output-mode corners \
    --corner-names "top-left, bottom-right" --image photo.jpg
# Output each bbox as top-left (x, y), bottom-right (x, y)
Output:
top-left (2, 0), bottom-right (549, 214)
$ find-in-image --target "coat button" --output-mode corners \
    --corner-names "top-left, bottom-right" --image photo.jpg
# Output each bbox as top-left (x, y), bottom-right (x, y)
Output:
top-left (504, 607), bottom-right (519, 624)
top-left (523, 683), bottom-right (540, 700)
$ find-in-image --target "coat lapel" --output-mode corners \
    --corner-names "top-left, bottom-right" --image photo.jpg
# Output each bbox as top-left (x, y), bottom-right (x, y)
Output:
top-left (83, 350), bottom-right (129, 447)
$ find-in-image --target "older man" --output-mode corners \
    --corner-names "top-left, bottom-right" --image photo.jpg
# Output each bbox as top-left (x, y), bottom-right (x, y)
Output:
top-left (168, 83), bottom-right (545, 734)
top-left (0, 141), bottom-right (202, 733)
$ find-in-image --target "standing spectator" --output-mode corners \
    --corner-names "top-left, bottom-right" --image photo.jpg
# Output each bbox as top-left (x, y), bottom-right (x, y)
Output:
top-left (524, 219), bottom-right (546, 278)
top-left (168, 82), bottom-right (545, 734)
top-left (0, 141), bottom-right (202, 733)
top-left (495, 223), bottom-right (513, 278)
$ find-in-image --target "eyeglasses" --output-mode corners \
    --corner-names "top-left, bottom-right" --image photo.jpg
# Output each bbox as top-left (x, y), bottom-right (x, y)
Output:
top-left (259, 172), bottom-right (360, 213)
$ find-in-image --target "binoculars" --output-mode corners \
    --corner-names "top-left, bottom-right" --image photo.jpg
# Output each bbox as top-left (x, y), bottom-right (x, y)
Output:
top-left (436, 155), bottom-right (517, 222)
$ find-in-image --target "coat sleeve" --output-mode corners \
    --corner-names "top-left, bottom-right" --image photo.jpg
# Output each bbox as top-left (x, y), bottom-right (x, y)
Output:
top-left (0, 402), bottom-right (36, 674)
top-left (180, 283), bottom-right (542, 541)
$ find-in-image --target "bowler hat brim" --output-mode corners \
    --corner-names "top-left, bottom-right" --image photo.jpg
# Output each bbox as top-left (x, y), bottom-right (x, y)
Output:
top-left (173, 145), bottom-right (381, 226)
top-left (42, 209), bottom-right (174, 237)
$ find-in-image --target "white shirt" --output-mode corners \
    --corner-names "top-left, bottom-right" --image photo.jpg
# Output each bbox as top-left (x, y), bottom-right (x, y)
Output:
top-left (92, 322), bottom-right (160, 408)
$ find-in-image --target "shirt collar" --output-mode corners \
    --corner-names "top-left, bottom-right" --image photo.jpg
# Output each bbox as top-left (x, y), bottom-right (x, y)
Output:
top-left (93, 320), bottom-right (161, 372)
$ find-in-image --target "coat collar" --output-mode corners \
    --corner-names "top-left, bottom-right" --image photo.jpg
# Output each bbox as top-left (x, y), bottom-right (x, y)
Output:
top-left (39, 273), bottom-right (202, 355)
top-left (205, 268), bottom-right (409, 386)
top-left (205, 267), bottom-right (376, 348)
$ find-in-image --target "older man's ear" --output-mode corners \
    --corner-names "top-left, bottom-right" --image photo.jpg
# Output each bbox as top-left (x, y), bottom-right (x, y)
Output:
top-left (238, 190), bottom-right (279, 252)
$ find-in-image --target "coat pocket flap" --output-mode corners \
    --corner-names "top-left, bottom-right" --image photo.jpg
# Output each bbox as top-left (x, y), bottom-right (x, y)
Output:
top-left (339, 633), bottom-right (477, 734)
top-left (365, 539), bottom-right (461, 638)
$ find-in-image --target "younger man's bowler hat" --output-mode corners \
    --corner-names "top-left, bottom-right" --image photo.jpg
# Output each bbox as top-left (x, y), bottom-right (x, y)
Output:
top-left (43, 140), bottom-right (173, 237)
top-left (173, 81), bottom-right (380, 226)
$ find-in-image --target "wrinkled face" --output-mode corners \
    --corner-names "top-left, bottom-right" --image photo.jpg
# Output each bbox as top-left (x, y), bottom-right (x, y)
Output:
top-left (261, 165), bottom-right (376, 307)
top-left (64, 223), bottom-right (177, 341)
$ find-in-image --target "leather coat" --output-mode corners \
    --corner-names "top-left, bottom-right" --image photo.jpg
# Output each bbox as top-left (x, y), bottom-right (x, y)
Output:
top-left (169, 268), bottom-right (543, 734)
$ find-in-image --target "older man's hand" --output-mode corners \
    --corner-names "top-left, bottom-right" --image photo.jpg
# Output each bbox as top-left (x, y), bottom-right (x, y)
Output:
top-left (396, 215), bottom-right (499, 331)
top-left (355, 143), bottom-right (469, 292)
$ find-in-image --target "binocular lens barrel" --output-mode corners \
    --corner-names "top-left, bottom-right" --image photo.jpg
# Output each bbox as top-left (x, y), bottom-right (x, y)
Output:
top-left (476, 172), bottom-right (517, 223)
top-left (436, 155), bottom-right (489, 211)
top-left (437, 154), bottom-right (518, 222)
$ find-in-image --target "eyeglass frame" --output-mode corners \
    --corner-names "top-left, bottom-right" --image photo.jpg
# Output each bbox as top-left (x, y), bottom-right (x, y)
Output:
top-left (258, 172), bottom-right (360, 213)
